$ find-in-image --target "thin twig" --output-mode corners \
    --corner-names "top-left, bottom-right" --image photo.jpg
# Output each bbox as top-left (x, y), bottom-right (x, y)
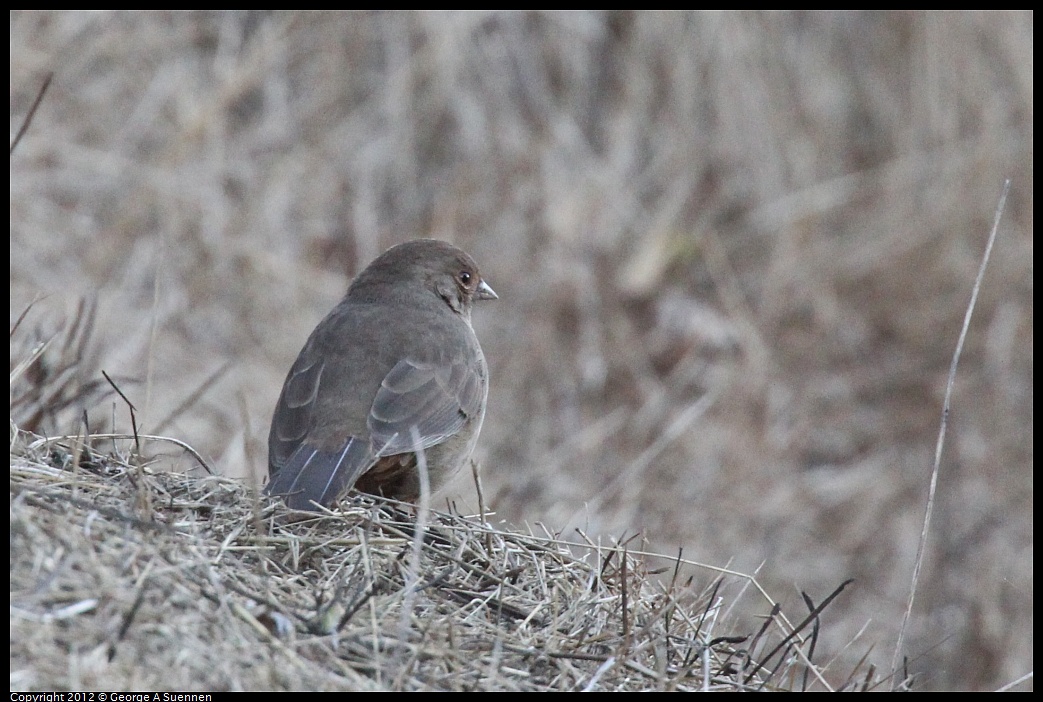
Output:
top-left (10, 72), bottom-right (53, 155)
top-left (889, 179), bottom-right (1010, 684)
top-left (102, 370), bottom-right (141, 458)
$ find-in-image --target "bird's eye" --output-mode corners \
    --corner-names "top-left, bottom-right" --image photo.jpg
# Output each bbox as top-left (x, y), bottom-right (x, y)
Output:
top-left (459, 271), bottom-right (472, 286)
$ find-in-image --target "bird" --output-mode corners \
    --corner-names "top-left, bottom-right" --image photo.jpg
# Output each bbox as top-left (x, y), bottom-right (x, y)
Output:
top-left (265, 239), bottom-right (496, 510)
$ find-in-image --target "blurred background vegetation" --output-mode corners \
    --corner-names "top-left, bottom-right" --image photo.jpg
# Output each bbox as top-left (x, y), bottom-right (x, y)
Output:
top-left (10, 11), bottom-right (1032, 690)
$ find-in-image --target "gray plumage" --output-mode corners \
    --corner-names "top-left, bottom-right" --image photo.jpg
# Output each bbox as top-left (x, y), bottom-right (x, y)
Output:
top-left (266, 239), bottom-right (496, 510)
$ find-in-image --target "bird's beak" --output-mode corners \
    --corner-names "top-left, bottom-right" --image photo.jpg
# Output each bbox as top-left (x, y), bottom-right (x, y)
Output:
top-left (477, 279), bottom-right (498, 301)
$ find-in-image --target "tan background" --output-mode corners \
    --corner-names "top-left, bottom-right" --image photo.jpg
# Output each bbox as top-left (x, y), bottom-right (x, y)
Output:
top-left (10, 11), bottom-right (1032, 690)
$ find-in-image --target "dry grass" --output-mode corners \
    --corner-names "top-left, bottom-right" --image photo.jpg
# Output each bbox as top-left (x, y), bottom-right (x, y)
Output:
top-left (10, 11), bottom-right (1033, 690)
top-left (11, 426), bottom-right (868, 691)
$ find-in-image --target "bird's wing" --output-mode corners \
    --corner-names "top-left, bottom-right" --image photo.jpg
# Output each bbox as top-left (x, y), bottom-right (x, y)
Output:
top-left (266, 306), bottom-right (486, 510)
top-left (268, 338), bottom-right (324, 468)
top-left (266, 338), bottom-right (378, 510)
top-left (368, 354), bottom-right (485, 456)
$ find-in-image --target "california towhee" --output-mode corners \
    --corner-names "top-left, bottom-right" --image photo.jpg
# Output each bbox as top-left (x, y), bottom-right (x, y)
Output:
top-left (266, 239), bottom-right (496, 510)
